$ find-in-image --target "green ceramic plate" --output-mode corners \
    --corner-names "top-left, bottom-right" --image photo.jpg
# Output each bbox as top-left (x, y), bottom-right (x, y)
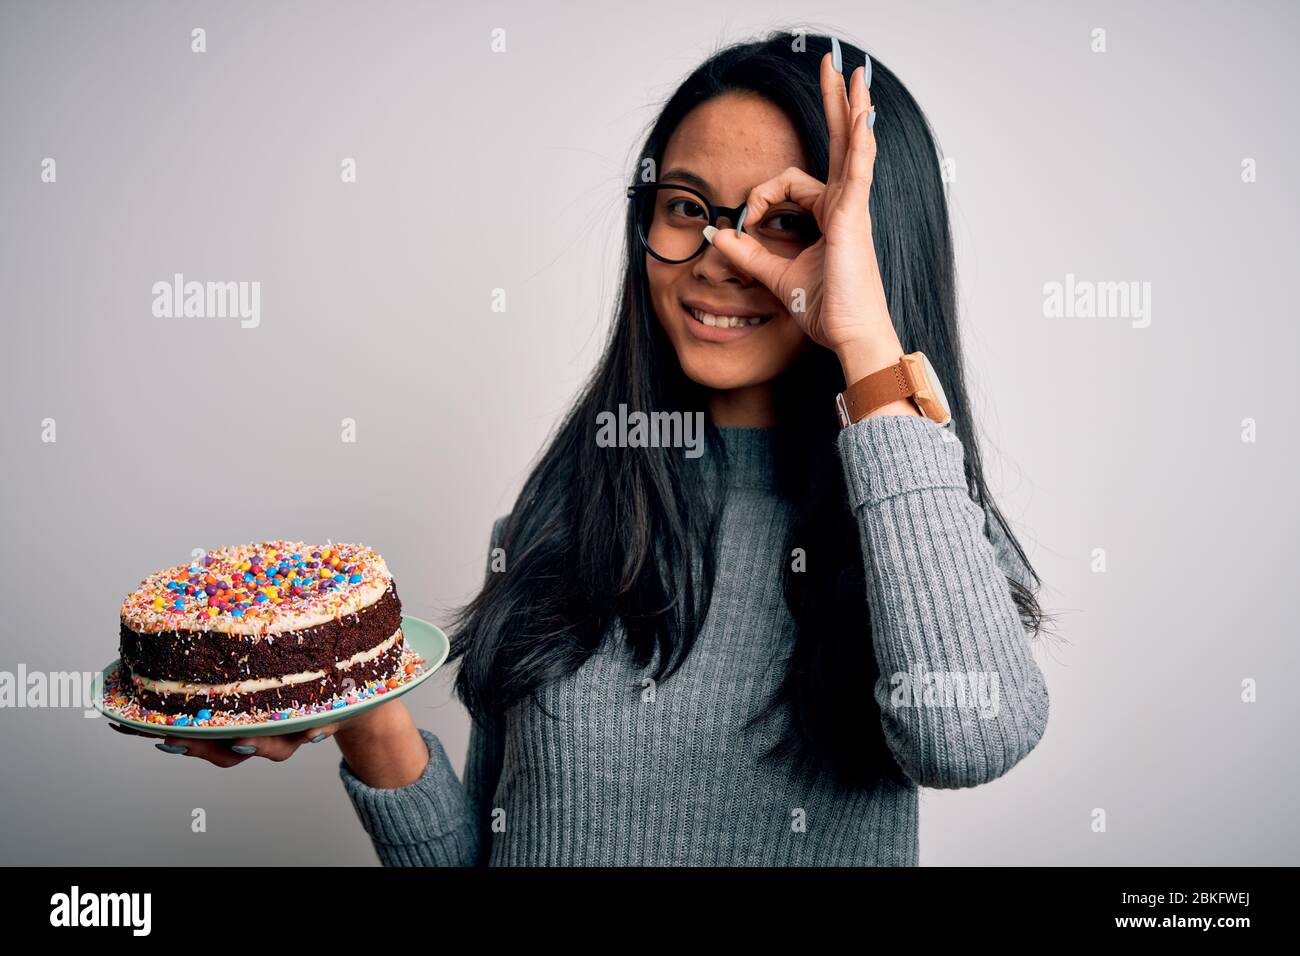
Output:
top-left (94, 615), bottom-right (449, 739)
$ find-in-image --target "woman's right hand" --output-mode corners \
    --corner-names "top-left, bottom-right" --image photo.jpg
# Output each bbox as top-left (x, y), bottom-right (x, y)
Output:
top-left (107, 697), bottom-right (430, 786)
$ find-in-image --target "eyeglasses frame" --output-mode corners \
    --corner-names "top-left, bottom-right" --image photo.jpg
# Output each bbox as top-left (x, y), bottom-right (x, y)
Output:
top-left (625, 182), bottom-right (748, 265)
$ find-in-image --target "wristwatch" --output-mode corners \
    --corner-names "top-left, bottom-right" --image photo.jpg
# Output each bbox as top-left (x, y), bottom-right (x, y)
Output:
top-left (835, 351), bottom-right (952, 427)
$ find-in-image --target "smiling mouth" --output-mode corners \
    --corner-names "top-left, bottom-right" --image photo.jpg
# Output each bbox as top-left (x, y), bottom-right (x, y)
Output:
top-left (686, 306), bottom-right (772, 328)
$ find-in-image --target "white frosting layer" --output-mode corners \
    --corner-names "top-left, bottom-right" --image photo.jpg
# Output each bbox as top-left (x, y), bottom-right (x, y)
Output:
top-left (130, 628), bottom-right (403, 696)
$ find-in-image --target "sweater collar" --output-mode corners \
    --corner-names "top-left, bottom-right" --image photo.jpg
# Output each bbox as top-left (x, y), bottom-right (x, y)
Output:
top-left (714, 426), bottom-right (779, 492)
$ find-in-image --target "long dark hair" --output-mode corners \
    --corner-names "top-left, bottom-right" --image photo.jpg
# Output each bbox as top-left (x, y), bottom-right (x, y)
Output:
top-left (449, 29), bottom-right (1045, 792)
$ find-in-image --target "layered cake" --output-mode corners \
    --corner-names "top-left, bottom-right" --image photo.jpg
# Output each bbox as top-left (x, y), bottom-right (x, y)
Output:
top-left (118, 541), bottom-right (403, 716)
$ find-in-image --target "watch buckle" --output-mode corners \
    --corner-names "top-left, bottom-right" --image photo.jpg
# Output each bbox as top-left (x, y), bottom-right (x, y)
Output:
top-left (835, 392), bottom-right (851, 428)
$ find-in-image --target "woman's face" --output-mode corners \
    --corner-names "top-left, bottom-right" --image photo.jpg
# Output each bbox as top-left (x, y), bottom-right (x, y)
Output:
top-left (646, 92), bottom-right (814, 392)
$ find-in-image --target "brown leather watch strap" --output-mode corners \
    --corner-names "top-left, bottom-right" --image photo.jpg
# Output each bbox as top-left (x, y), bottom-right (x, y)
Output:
top-left (835, 358), bottom-right (914, 427)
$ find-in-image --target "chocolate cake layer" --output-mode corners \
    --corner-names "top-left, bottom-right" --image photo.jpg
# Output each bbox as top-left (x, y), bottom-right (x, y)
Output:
top-left (119, 583), bottom-right (401, 683)
top-left (128, 628), bottom-right (406, 716)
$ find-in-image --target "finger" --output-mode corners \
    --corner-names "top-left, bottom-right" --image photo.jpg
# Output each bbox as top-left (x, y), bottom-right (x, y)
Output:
top-left (281, 722), bottom-right (343, 748)
top-left (821, 49), bottom-right (851, 188)
top-left (741, 166), bottom-right (826, 231)
top-left (224, 719), bottom-right (344, 761)
top-left (827, 63), bottom-right (875, 217)
top-left (153, 736), bottom-right (254, 768)
top-left (843, 106), bottom-right (879, 201)
top-left (847, 64), bottom-right (873, 141)
top-left (223, 734), bottom-right (306, 763)
top-left (702, 225), bottom-right (790, 301)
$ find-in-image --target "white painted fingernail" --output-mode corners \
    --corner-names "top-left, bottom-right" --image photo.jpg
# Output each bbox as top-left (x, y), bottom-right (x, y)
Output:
top-left (702, 225), bottom-right (718, 244)
top-left (868, 110), bottom-right (877, 129)
top-left (831, 37), bottom-right (843, 74)
top-left (734, 207), bottom-right (747, 234)
top-left (864, 54), bottom-right (872, 89)
top-left (309, 733), bottom-right (327, 743)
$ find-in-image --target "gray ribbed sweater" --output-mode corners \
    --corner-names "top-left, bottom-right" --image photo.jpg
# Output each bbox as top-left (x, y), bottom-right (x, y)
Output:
top-left (338, 415), bottom-right (1050, 865)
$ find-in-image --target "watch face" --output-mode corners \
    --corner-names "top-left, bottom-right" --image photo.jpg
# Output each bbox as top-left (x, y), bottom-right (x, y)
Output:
top-left (916, 352), bottom-right (953, 425)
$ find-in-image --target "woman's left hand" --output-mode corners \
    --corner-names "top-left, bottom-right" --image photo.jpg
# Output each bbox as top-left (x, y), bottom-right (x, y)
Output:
top-left (704, 51), bottom-right (908, 385)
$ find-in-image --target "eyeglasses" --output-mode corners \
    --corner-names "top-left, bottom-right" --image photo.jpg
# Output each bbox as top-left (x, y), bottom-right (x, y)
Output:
top-left (626, 181), bottom-right (820, 265)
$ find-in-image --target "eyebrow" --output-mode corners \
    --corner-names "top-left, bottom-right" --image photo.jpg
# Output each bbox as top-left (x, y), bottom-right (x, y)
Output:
top-left (658, 167), bottom-right (713, 193)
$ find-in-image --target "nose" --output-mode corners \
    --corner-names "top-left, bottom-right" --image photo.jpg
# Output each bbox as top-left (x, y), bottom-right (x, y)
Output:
top-left (692, 240), bottom-right (753, 285)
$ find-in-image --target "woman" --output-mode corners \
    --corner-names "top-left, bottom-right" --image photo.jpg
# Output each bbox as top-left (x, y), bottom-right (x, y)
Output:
top-left (130, 30), bottom-right (1050, 866)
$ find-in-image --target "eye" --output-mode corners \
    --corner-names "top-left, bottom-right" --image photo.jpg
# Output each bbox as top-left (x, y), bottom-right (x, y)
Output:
top-left (758, 209), bottom-right (820, 243)
top-left (663, 196), bottom-right (708, 221)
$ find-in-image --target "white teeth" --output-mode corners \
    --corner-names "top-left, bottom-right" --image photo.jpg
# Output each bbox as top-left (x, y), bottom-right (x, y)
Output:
top-left (690, 307), bottom-right (770, 329)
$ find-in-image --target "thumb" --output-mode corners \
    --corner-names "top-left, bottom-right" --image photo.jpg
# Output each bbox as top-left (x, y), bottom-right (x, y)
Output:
top-left (703, 225), bottom-right (787, 297)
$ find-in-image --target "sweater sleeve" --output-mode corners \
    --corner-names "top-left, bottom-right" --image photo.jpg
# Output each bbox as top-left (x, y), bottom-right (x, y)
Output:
top-left (836, 414), bottom-right (1050, 789)
top-left (336, 517), bottom-right (509, 865)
